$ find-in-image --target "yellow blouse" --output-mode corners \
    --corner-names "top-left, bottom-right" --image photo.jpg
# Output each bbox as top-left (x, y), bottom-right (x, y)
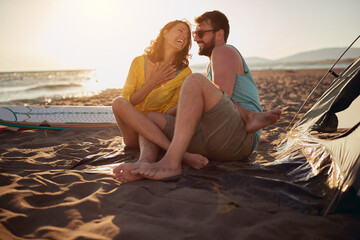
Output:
top-left (121, 55), bottom-right (192, 114)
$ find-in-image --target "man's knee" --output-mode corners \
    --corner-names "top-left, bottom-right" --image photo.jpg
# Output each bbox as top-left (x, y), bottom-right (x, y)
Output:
top-left (146, 112), bottom-right (167, 130)
top-left (184, 73), bottom-right (209, 87)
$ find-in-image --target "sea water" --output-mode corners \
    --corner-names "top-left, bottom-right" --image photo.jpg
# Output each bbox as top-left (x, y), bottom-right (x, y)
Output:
top-left (0, 70), bottom-right (99, 106)
top-left (0, 62), bottom-right (350, 107)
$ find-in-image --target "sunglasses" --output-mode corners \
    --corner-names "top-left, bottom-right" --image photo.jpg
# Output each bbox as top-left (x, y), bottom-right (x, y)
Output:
top-left (192, 29), bottom-right (218, 38)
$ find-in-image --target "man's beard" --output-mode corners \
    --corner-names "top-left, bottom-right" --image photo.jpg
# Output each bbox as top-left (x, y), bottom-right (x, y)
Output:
top-left (198, 36), bottom-right (216, 57)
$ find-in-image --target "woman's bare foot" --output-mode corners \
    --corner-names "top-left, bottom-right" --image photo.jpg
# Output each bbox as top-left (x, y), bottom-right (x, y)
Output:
top-left (246, 109), bottom-right (282, 133)
top-left (113, 163), bottom-right (146, 183)
top-left (183, 152), bottom-right (209, 169)
top-left (131, 158), bottom-right (181, 180)
top-left (113, 148), bottom-right (157, 183)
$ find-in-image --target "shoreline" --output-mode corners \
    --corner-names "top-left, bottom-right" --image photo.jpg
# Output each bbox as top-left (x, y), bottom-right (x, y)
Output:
top-left (35, 68), bottom-right (343, 107)
top-left (0, 68), bottom-right (344, 107)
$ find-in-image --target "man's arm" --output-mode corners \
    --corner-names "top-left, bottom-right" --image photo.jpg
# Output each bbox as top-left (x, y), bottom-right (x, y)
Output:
top-left (210, 45), bottom-right (240, 97)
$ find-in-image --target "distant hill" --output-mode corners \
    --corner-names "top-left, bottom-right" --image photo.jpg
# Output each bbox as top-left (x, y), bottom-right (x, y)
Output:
top-left (277, 48), bottom-right (360, 62)
top-left (246, 47), bottom-right (360, 66)
top-left (190, 47), bottom-right (360, 72)
top-left (243, 57), bottom-right (272, 64)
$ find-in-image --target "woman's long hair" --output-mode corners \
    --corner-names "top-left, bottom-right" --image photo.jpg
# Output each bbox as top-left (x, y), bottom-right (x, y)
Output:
top-left (144, 20), bottom-right (192, 70)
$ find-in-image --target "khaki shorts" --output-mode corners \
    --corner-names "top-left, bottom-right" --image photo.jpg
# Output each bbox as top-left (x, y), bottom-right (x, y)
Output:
top-left (163, 92), bottom-right (254, 161)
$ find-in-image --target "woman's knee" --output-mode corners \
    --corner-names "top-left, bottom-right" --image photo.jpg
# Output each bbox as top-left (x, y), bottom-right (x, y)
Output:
top-left (112, 96), bottom-right (129, 113)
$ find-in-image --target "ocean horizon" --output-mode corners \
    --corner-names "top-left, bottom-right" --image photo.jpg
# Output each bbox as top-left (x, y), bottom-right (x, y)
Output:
top-left (0, 61), bottom-right (351, 107)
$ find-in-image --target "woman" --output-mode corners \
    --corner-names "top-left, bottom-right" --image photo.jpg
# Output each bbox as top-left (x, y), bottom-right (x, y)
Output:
top-left (112, 20), bottom-right (208, 178)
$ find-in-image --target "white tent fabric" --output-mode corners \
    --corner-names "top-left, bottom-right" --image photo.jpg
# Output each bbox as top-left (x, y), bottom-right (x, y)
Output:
top-left (275, 56), bottom-right (360, 214)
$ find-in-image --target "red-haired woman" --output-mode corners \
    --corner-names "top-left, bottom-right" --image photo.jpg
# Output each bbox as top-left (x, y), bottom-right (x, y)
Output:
top-left (112, 20), bottom-right (208, 181)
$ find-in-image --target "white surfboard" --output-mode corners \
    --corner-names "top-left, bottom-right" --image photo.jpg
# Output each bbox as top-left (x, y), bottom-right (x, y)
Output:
top-left (0, 106), bottom-right (117, 130)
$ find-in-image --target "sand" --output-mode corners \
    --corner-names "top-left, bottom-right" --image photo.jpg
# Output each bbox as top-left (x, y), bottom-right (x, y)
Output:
top-left (1, 69), bottom-right (360, 239)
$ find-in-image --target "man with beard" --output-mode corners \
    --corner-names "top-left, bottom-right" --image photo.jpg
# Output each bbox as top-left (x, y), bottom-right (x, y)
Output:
top-left (114, 10), bottom-right (281, 182)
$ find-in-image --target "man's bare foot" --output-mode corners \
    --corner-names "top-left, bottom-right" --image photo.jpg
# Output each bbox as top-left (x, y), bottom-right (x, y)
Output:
top-left (259, 137), bottom-right (269, 143)
top-left (113, 162), bottom-right (147, 183)
top-left (131, 158), bottom-right (181, 180)
top-left (246, 109), bottom-right (282, 133)
top-left (183, 152), bottom-right (209, 169)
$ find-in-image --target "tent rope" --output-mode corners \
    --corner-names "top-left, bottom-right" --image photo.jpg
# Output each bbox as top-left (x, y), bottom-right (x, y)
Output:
top-left (286, 35), bottom-right (360, 132)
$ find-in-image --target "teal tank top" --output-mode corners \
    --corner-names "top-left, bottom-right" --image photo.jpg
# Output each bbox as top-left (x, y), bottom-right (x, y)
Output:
top-left (207, 52), bottom-right (262, 150)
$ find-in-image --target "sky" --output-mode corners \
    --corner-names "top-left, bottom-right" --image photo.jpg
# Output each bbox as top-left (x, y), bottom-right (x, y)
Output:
top-left (0, 0), bottom-right (359, 87)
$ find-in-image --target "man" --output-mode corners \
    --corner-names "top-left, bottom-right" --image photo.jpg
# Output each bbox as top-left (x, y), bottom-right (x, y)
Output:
top-left (114, 10), bottom-right (281, 182)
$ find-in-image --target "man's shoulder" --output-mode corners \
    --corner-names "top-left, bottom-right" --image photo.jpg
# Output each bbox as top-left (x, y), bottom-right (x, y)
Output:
top-left (212, 45), bottom-right (239, 58)
top-left (212, 45), bottom-right (244, 74)
top-left (212, 45), bottom-right (242, 64)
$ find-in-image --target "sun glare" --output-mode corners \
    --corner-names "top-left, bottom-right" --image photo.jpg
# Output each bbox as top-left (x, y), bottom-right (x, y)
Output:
top-left (35, 0), bottom-right (135, 88)
top-left (39, 1), bottom-right (124, 66)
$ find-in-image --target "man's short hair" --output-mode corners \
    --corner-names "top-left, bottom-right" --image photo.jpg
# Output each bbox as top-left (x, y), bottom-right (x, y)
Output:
top-left (195, 10), bottom-right (230, 43)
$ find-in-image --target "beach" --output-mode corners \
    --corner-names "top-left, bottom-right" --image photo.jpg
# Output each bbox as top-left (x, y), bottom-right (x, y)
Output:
top-left (1, 68), bottom-right (360, 239)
